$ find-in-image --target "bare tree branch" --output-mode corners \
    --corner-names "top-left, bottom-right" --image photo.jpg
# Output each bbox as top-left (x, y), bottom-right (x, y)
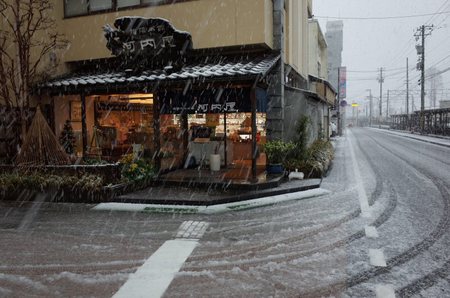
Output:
top-left (0, 0), bottom-right (68, 134)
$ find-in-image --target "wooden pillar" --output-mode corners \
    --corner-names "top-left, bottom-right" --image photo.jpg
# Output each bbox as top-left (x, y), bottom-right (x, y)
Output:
top-left (251, 88), bottom-right (257, 181)
top-left (153, 94), bottom-right (161, 170)
top-left (223, 109), bottom-right (227, 168)
top-left (181, 112), bottom-right (189, 167)
top-left (80, 92), bottom-right (88, 157)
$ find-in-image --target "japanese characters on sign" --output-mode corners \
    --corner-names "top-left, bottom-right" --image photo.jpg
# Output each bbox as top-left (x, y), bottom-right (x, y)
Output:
top-left (159, 89), bottom-right (256, 114)
top-left (170, 101), bottom-right (238, 114)
top-left (103, 17), bottom-right (192, 58)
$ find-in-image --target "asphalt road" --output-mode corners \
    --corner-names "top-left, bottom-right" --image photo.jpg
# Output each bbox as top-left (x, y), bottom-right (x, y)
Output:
top-left (0, 127), bottom-right (449, 297)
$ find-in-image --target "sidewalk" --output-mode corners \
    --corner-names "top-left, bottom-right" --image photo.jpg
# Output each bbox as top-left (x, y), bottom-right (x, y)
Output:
top-left (115, 178), bottom-right (322, 206)
top-left (369, 127), bottom-right (450, 148)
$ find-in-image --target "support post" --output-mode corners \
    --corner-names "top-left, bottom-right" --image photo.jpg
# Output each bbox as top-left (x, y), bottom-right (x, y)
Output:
top-left (181, 112), bottom-right (188, 168)
top-left (387, 90), bottom-right (390, 119)
top-left (80, 92), bottom-right (88, 157)
top-left (153, 94), bottom-right (161, 171)
top-left (420, 25), bottom-right (426, 134)
top-left (223, 109), bottom-right (227, 168)
top-left (414, 24), bottom-right (433, 133)
top-left (378, 67), bottom-right (384, 128)
top-left (251, 88), bottom-right (257, 182)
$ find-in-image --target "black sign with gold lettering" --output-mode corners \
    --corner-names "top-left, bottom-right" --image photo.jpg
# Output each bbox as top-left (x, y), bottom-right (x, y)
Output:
top-left (159, 89), bottom-right (254, 114)
top-left (104, 17), bottom-right (192, 60)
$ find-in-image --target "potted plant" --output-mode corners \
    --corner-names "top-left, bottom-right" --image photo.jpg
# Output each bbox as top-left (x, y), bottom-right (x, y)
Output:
top-left (263, 140), bottom-right (293, 174)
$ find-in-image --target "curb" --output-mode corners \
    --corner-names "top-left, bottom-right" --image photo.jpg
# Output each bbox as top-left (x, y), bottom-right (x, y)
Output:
top-left (112, 179), bottom-right (321, 206)
top-left (92, 188), bottom-right (330, 214)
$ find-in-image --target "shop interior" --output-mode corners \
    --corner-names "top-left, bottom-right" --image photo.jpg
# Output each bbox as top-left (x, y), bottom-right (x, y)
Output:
top-left (159, 112), bottom-right (267, 171)
top-left (87, 94), bottom-right (154, 159)
top-left (65, 92), bottom-right (267, 176)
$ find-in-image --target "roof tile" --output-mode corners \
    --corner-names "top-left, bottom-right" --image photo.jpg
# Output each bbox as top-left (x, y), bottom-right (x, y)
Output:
top-left (42, 54), bottom-right (280, 90)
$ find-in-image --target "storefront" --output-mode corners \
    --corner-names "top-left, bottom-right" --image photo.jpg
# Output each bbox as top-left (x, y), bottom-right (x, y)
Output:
top-left (157, 87), bottom-right (268, 171)
top-left (51, 93), bottom-right (154, 160)
top-left (38, 17), bottom-right (280, 180)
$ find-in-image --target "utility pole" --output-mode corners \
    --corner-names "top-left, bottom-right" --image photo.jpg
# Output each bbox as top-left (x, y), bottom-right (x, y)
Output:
top-left (406, 57), bottom-right (409, 128)
top-left (378, 67), bottom-right (384, 127)
top-left (337, 67), bottom-right (341, 136)
top-left (367, 89), bottom-right (372, 126)
top-left (415, 24), bottom-right (433, 134)
top-left (386, 90), bottom-right (390, 118)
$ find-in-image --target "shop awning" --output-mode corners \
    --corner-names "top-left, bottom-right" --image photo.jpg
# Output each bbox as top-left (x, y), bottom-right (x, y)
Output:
top-left (39, 53), bottom-right (280, 95)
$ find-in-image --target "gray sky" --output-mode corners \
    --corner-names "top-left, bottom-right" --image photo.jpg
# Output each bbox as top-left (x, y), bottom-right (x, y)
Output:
top-left (313, 0), bottom-right (450, 114)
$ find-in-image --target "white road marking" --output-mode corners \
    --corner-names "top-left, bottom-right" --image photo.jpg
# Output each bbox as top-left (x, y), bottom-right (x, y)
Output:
top-left (113, 239), bottom-right (197, 298)
top-left (369, 249), bottom-right (387, 267)
top-left (375, 284), bottom-right (396, 298)
top-left (347, 131), bottom-right (371, 217)
top-left (365, 226), bottom-right (379, 238)
top-left (113, 221), bottom-right (209, 298)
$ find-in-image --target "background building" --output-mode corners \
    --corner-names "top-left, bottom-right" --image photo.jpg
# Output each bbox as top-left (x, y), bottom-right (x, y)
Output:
top-left (308, 19), bottom-right (328, 80)
top-left (325, 20), bottom-right (344, 90)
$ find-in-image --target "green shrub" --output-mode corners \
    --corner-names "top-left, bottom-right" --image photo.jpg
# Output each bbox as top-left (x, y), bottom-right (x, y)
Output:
top-left (119, 154), bottom-right (156, 182)
top-left (0, 173), bottom-right (104, 194)
top-left (73, 174), bottom-right (104, 192)
top-left (283, 139), bottom-right (334, 178)
top-left (83, 158), bottom-right (110, 165)
top-left (294, 115), bottom-right (310, 151)
top-left (264, 140), bottom-right (295, 164)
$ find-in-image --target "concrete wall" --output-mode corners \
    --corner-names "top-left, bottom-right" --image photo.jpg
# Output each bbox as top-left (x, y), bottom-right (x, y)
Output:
top-left (284, 87), bottom-right (328, 143)
top-left (325, 20), bottom-right (344, 90)
top-left (308, 20), bottom-right (328, 80)
top-left (52, 0), bottom-right (274, 63)
top-left (286, 0), bottom-right (309, 79)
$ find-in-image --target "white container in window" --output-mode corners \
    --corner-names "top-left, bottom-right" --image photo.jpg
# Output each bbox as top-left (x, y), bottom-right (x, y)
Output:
top-left (209, 154), bottom-right (221, 171)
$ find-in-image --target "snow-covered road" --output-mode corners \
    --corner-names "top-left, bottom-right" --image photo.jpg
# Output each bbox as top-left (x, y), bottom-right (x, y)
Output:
top-left (0, 127), bottom-right (449, 297)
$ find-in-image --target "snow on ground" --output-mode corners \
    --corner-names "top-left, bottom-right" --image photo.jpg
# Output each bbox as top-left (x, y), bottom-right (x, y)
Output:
top-left (1, 128), bottom-right (449, 297)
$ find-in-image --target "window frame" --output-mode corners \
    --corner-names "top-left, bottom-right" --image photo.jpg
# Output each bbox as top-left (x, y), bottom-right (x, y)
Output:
top-left (64, 0), bottom-right (196, 18)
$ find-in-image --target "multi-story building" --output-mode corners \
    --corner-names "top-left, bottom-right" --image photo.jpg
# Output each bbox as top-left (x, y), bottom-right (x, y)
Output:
top-left (308, 19), bottom-right (328, 80)
top-left (3, 0), bottom-right (335, 178)
top-left (308, 18), bottom-right (335, 140)
top-left (325, 20), bottom-right (344, 90)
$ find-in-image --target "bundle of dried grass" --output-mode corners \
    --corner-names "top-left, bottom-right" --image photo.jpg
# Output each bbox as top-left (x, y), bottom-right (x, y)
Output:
top-left (16, 106), bottom-right (70, 166)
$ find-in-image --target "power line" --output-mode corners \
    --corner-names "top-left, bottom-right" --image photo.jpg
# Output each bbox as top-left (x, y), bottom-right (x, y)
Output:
top-left (314, 10), bottom-right (450, 20)
top-left (346, 67), bottom-right (409, 73)
top-left (425, 0), bottom-right (450, 25)
top-left (429, 53), bottom-right (450, 67)
top-left (426, 65), bottom-right (450, 78)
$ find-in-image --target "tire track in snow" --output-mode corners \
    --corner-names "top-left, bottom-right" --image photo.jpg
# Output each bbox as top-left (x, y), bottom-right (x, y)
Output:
top-left (396, 258), bottom-right (450, 297)
top-left (370, 129), bottom-right (450, 167)
top-left (184, 137), bottom-right (398, 271)
top-left (189, 209), bottom-right (362, 262)
top-left (299, 131), bottom-right (450, 297)
top-left (188, 136), bottom-right (387, 264)
top-left (353, 132), bottom-right (384, 206)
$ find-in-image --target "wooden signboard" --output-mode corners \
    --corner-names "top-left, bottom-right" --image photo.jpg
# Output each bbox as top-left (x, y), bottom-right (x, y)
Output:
top-left (70, 101), bottom-right (82, 122)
